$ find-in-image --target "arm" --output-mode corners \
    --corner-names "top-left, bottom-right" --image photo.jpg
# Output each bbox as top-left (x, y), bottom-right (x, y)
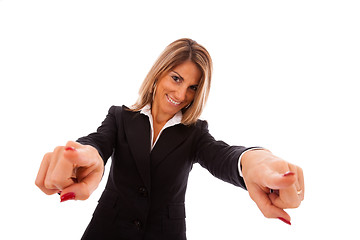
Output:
top-left (194, 120), bottom-right (253, 189)
top-left (76, 105), bottom-right (119, 165)
top-left (194, 120), bottom-right (304, 225)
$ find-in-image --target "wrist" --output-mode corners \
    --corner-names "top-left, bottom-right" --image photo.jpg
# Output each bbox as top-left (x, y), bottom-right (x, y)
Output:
top-left (241, 148), bottom-right (272, 177)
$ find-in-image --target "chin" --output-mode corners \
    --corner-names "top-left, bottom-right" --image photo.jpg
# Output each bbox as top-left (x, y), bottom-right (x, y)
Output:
top-left (163, 105), bottom-right (181, 115)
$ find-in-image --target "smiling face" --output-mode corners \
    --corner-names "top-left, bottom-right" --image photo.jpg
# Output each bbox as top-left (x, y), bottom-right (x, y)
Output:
top-left (152, 61), bottom-right (202, 122)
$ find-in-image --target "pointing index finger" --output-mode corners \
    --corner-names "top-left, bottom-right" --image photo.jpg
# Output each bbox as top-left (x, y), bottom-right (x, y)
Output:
top-left (263, 170), bottom-right (297, 190)
top-left (63, 141), bottom-right (96, 167)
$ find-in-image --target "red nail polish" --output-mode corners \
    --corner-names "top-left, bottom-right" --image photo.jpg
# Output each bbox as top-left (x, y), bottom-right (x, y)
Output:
top-left (60, 192), bottom-right (76, 202)
top-left (65, 146), bottom-right (76, 151)
top-left (278, 217), bottom-right (291, 225)
top-left (283, 171), bottom-right (295, 177)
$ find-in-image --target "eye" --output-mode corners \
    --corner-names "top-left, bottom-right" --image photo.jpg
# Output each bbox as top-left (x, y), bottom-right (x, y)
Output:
top-left (171, 75), bottom-right (181, 82)
top-left (189, 85), bottom-right (198, 91)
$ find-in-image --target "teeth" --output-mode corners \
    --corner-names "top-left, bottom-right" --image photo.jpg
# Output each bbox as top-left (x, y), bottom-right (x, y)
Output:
top-left (167, 95), bottom-right (181, 105)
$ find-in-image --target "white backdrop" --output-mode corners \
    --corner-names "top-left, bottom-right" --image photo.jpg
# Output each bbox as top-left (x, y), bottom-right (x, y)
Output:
top-left (1, 0), bottom-right (359, 239)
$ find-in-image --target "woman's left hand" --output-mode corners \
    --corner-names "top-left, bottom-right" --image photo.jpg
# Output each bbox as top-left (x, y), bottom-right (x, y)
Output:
top-left (241, 149), bottom-right (304, 225)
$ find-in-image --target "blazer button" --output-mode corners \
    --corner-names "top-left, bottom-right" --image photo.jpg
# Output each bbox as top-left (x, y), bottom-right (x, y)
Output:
top-left (138, 187), bottom-right (148, 197)
top-left (133, 219), bottom-right (142, 230)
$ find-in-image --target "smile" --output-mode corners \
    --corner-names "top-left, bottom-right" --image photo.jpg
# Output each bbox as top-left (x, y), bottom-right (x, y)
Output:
top-left (166, 95), bottom-right (181, 105)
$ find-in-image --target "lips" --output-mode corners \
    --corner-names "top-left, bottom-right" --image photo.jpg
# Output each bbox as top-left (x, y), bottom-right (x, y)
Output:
top-left (166, 94), bottom-right (181, 106)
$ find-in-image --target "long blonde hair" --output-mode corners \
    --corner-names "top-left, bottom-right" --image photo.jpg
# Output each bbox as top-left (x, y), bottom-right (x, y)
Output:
top-left (131, 38), bottom-right (212, 125)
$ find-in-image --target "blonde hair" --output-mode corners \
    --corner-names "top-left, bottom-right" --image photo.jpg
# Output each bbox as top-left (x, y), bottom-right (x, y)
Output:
top-left (131, 38), bottom-right (213, 125)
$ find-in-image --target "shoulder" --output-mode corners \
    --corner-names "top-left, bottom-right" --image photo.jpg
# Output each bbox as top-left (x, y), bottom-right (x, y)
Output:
top-left (193, 119), bottom-right (209, 132)
top-left (107, 105), bottom-right (150, 126)
top-left (107, 105), bottom-right (139, 116)
top-left (181, 119), bottom-right (209, 138)
top-left (101, 106), bottom-right (139, 126)
top-left (107, 105), bottom-right (130, 112)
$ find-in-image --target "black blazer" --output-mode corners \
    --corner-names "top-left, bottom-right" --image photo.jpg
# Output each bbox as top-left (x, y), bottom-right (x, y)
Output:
top-left (77, 105), bottom-right (250, 240)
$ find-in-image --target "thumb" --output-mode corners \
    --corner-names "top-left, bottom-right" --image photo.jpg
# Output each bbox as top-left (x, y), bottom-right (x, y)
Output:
top-left (247, 183), bottom-right (291, 224)
top-left (262, 169), bottom-right (296, 190)
top-left (60, 166), bottom-right (103, 202)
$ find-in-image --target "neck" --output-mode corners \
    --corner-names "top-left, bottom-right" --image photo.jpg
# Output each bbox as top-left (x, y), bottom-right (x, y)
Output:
top-left (151, 102), bottom-right (174, 125)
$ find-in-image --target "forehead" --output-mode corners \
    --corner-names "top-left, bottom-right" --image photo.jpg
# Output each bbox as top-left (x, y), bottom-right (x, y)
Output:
top-left (172, 61), bottom-right (201, 85)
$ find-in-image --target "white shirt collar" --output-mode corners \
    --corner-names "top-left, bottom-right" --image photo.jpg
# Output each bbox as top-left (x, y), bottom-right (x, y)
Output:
top-left (140, 104), bottom-right (182, 127)
top-left (140, 104), bottom-right (183, 150)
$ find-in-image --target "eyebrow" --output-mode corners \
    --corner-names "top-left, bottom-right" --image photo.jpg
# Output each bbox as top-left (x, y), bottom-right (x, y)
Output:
top-left (172, 70), bottom-right (199, 88)
top-left (172, 71), bottom-right (184, 81)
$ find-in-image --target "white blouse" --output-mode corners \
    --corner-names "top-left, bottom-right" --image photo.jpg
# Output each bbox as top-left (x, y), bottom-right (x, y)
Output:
top-left (140, 104), bottom-right (182, 150)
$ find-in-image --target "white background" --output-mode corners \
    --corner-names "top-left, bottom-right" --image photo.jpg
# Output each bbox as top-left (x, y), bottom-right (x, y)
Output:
top-left (1, 0), bottom-right (359, 239)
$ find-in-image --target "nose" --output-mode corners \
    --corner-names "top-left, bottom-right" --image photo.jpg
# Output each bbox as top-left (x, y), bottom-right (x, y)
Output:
top-left (174, 86), bottom-right (187, 102)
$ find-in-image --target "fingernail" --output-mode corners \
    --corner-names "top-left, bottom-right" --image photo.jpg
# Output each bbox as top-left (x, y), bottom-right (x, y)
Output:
top-left (283, 171), bottom-right (295, 177)
top-left (65, 146), bottom-right (76, 151)
top-left (60, 192), bottom-right (76, 202)
top-left (278, 217), bottom-right (291, 225)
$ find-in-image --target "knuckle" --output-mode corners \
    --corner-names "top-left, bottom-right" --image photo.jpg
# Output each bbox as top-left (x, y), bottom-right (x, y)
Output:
top-left (261, 208), bottom-right (273, 219)
top-left (45, 174), bottom-right (62, 189)
top-left (248, 192), bottom-right (256, 202)
top-left (270, 158), bottom-right (286, 167)
top-left (82, 192), bottom-right (90, 200)
top-left (44, 176), bottom-right (67, 191)
top-left (49, 174), bottom-right (66, 187)
top-left (43, 152), bottom-right (52, 159)
top-left (78, 182), bottom-right (91, 200)
top-left (49, 175), bottom-right (60, 185)
top-left (44, 190), bottom-right (55, 195)
top-left (298, 166), bottom-right (304, 175)
top-left (35, 178), bottom-right (42, 188)
top-left (283, 199), bottom-right (301, 209)
top-left (44, 178), bottom-right (54, 189)
top-left (66, 140), bottom-right (75, 147)
top-left (53, 146), bottom-right (64, 153)
top-left (256, 202), bottom-right (274, 219)
top-left (291, 200), bottom-right (301, 208)
top-left (82, 185), bottom-right (91, 200)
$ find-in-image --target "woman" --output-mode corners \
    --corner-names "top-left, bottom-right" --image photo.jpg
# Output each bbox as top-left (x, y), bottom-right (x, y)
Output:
top-left (35, 38), bottom-right (304, 240)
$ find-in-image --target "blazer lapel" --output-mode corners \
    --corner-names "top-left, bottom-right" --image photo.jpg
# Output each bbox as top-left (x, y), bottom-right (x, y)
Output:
top-left (151, 124), bottom-right (192, 167)
top-left (122, 109), bottom-right (152, 191)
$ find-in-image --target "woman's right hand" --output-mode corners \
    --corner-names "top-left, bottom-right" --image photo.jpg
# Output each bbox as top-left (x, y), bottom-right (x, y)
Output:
top-left (35, 141), bottom-right (104, 202)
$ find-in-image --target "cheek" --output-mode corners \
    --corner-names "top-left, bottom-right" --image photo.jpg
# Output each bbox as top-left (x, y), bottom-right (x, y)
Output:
top-left (186, 91), bottom-right (196, 102)
top-left (158, 80), bottom-right (174, 94)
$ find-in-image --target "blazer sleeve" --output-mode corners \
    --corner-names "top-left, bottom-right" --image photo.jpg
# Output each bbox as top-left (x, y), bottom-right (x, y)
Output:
top-left (76, 105), bottom-right (120, 166)
top-left (194, 120), bottom-right (251, 190)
